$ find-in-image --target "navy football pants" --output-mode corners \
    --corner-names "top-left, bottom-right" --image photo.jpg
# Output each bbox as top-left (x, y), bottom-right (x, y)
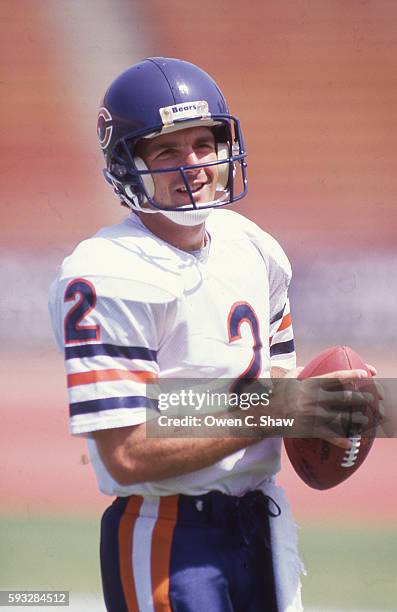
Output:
top-left (100, 490), bottom-right (282, 612)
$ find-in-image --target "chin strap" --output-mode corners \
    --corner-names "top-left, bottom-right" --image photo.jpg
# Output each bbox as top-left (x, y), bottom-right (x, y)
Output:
top-left (160, 208), bottom-right (213, 227)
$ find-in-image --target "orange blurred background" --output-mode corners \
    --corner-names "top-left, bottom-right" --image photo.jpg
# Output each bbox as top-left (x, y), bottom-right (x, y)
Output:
top-left (1, 0), bottom-right (396, 522)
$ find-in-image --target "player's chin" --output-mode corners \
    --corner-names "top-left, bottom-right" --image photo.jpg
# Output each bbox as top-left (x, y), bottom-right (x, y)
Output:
top-left (194, 186), bottom-right (217, 206)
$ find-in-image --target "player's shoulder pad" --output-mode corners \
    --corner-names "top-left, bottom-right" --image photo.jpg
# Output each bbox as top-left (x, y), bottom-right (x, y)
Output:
top-left (207, 210), bottom-right (292, 283)
top-left (54, 216), bottom-right (194, 303)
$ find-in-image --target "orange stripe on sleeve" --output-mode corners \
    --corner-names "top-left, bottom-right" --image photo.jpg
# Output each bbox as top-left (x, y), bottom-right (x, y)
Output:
top-left (151, 496), bottom-right (179, 612)
top-left (277, 313), bottom-right (292, 332)
top-left (118, 496), bottom-right (143, 612)
top-left (269, 313), bottom-right (293, 345)
top-left (67, 369), bottom-right (157, 387)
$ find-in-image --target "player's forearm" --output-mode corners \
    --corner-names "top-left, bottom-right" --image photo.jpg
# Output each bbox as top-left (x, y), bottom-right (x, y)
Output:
top-left (93, 379), bottom-right (294, 486)
top-left (94, 420), bottom-right (260, 486)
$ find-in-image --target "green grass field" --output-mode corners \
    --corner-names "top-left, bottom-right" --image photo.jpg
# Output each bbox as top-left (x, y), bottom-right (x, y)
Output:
top-left (1, 516), bottom-right (396, 610)
top-left (299, 525), bottom-right (397, 610)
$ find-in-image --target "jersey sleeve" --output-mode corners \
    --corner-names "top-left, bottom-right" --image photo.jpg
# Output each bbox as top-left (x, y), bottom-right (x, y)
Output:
top-left (266, 239), bottom-right (296, 370)
top-left (269, 296), bottom-right (296, 370)
top-left (49, 276), bottom-right (167, 436)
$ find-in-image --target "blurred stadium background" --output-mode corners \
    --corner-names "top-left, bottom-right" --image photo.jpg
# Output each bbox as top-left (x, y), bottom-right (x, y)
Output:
top-left (1, 1), bottom-right (396, 609)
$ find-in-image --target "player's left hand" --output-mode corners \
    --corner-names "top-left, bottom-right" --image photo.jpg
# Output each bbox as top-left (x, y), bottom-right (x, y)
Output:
top-left (327, 363), bottom-right (385, 448)
top-left (283, 363), bottom-right (383, 449)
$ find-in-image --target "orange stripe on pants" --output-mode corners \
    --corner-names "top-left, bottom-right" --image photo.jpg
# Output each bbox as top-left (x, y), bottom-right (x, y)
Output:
top-left (151, 496), bottom-right (179, 612)
top-left (118, 496), bottom-right (143, 612)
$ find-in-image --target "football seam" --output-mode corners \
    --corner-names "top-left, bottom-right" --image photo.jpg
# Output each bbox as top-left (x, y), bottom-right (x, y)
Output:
top-left (299, 345), bottom-right (348, 378)
top-left (341, 435), bottom-right (361, 468)
top-left (343, 345), bottom-right (353, 369)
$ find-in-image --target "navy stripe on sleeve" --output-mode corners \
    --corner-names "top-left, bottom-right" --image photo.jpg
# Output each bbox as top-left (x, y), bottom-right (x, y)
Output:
top-left (65, 343), bottom-right (157, 362)
top-left (270, 306), bottom-right (285, 326)
top-left (70, 395), bottom-right (157, 417)
top-left (270, 339), bottom-right (295, 357)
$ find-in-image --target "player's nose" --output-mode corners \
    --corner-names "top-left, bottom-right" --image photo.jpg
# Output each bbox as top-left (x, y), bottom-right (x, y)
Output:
top-left (182, 148), bottom-right (200, 166)
top-left (182, 150), bottom-right (208, 181)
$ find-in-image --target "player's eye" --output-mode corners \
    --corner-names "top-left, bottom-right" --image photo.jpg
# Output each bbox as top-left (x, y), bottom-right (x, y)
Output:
top-left (153, 147), bottom-right (176, 161)
top-left (195, 141), bottom-right (216, 152)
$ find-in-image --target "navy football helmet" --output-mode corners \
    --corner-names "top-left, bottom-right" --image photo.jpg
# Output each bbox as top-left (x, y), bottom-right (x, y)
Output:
top-left (97, 57), bottom-right (248, 212)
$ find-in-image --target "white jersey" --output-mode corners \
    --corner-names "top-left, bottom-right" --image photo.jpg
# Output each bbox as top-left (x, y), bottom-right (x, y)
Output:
top-left (49, 209), bottom-right (296, 497)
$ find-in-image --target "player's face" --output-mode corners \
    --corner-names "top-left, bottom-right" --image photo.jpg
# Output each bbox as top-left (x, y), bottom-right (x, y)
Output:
top-left (136, 127), bottom-right (219, 208)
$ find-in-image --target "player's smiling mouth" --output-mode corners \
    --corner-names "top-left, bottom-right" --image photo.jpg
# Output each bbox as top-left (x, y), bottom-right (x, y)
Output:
top-left (175, 183), bottom-right (207, 195)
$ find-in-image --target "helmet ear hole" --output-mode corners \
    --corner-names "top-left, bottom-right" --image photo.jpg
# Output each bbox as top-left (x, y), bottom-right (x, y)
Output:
top-left (134, 157), bottom-right (155, 198)
top-left (216, 143), bottom-right (229, 190)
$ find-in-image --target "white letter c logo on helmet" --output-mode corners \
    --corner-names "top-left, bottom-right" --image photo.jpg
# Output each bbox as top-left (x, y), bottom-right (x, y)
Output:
top-left (97, 107), bottom-right (113, 150)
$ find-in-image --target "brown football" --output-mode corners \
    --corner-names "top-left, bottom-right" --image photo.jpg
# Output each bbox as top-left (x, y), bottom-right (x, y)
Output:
top-left (284, 346), bottom-right (378, 490)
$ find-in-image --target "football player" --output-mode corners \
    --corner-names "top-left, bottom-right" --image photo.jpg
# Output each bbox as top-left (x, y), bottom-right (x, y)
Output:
top-left (49, 58), bottom-right (374, 611)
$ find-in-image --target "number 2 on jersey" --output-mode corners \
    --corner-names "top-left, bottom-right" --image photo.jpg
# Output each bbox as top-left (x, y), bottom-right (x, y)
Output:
top-left (228, 301), bottom-right (262, 394)
top-left (64, 278), bottom-right (100, 343)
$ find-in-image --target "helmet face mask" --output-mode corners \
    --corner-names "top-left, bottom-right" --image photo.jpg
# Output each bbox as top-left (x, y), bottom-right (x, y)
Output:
top-left (98, 58), bottom-right (248, 213)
